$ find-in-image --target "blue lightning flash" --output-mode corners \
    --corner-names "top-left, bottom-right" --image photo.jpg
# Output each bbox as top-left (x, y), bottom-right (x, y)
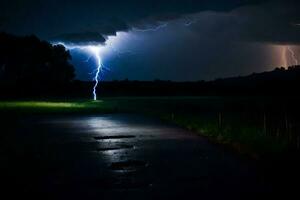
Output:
top-left (54, 43), bottom-right (104, 100)
top-left (133, 23), bottom-right (168, 32)
top-left (51, 17), bottom-right (201, 100)
top-left (88, 46), bottom-right (102, 100)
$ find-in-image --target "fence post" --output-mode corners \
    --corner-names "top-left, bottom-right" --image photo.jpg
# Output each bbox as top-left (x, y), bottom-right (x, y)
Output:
top-left (263, 111), bottom-right (267, 136)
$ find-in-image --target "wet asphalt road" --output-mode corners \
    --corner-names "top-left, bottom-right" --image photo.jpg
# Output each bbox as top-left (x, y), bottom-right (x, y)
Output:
top-left (2, 114), bottom-right (268, 199)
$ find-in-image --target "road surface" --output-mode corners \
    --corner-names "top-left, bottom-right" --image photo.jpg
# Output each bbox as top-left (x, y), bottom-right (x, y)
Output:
top-left (1, 114), bottom-right (269, 199)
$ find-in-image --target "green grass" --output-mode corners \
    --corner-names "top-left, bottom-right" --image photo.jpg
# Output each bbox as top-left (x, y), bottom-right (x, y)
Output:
top-left (0, 101), bottom-right (87, 108)
top-left (160, 114), bottom-right (288, 158)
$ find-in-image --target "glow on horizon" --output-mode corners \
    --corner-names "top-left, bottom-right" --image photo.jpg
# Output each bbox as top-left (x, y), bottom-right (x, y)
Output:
top-left (287, 46), bottom-right (299, 66)
top-left (280, 45), bottom-right (299, 67)
top-left (270, 45), bottom-right (299, 68)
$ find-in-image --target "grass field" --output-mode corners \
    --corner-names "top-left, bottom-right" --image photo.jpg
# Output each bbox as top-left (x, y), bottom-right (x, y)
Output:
top-left (1, 97), bottom-right (299, 159)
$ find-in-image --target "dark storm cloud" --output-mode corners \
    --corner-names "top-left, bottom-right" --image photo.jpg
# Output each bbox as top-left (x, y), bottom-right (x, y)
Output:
top-left (51, 32), bottom-right (106, 45)
top-left (179, 0), bottom-right (300, 45)
top-left (0, 0), bottom-right (265, 40)
top-left (95, 18), bottom-right (130, 35)
top-left (1, 0), bottom-right (298, 45)
top-left (51, 18), bottom-right (131, 45)
top-left (97, 0), bottom-right (300, 81)
top-left (228, 0), bottom-right (300, 44)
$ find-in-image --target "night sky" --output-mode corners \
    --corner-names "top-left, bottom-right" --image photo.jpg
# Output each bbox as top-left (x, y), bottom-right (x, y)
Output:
top-left (1, 0), bottom-right (300, 81)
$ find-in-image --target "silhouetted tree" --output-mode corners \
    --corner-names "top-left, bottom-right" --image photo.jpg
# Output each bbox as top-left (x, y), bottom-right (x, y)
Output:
top-left (0, 32), bottom-right (74, 88)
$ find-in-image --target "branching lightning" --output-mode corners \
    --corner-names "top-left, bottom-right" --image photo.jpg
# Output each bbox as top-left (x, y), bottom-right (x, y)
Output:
top-left (88, 46), bottom-right (102, 100)
top-left (133, 23), bottom-right (168, 32)
top-left (131, 16), bottom-right (200, 33)
top-left (287, 46), bottom-right (298, 66)
top-left (184, 18), bottom-right (200, 26)
top-left (281, 46), bottom-right (299, 67)
top-left (54, 42), bottom-right (104, 100)
top-left (51, 16), bottom-right (201, 100)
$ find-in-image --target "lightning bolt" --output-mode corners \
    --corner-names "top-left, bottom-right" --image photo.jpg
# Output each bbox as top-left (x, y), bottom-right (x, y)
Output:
top-left (53, 42), bottom-right (104, 100)
top-left (184, 17), bottom-right (200, 26)
top-left (88, 46), bottom-right (102, 101)
top-left (131, 16), bottom-right (200, 33)
top-left (50, 16), bottom-right (201, 100)
top-left (132, 22), bottom-right (168, 32)
top-left (287, 46), bottom-right (298, 66)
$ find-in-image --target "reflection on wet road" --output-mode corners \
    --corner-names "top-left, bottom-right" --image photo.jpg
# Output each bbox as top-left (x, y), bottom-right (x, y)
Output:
top-left (3, 114), bottom-right (267, 199)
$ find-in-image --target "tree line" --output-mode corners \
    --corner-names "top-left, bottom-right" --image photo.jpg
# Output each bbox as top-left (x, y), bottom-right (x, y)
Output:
top-left (0, 32), bottom-right (74, 97)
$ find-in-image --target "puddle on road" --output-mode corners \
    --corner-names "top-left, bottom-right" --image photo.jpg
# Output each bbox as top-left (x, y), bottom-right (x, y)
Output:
top-left (109, 160), bottom-right (148, 172)
top-left (94, 135), bottom-right (136, 140)
top-left (90, 177), bottom-right (152, 190)
top-left (96, 145), bottom-right (134, 152)
top-left (113, 180), bottom-right (151, 189)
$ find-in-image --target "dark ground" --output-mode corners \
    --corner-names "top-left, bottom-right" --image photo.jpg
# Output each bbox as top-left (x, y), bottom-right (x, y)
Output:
top-left (1, 114), bottom-right (272, 199)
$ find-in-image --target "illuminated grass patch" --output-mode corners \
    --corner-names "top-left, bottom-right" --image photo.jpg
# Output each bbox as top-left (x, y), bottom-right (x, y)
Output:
top-left (0, 102), bottom-right (84, 108)
top-left (0, 100), bottom-right (115, 114)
